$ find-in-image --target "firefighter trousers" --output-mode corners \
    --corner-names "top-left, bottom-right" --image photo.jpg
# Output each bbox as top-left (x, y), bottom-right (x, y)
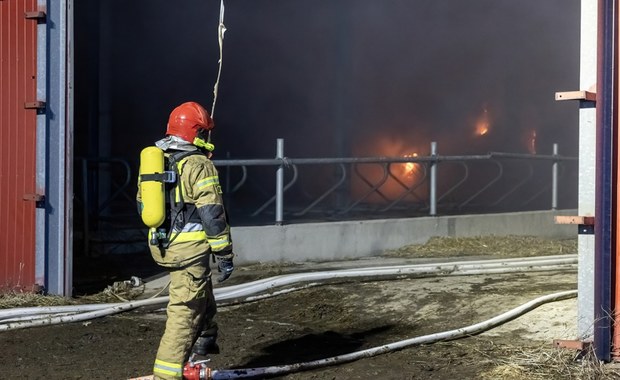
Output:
top-left (153, 258), bottom-right (218, 380)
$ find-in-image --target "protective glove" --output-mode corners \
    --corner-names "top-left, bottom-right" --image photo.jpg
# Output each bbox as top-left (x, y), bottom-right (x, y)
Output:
top-left (215, 255), bottom-right (234, 283)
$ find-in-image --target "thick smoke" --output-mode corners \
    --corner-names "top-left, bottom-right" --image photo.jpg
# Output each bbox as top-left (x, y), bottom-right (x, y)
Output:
top-left (75, 0), bottom-right (579, 160)
top-left (73, 0), bottom-right (580, 217)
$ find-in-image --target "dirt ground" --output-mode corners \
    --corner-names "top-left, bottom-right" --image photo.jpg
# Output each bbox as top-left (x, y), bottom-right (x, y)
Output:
top-left (0, 236), bottom-right (612, 380)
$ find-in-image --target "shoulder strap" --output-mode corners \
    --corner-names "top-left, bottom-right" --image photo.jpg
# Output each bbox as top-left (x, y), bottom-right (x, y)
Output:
top-left (164, 150), bottom-right (205, 247)
top-left (167, 149), bottom-right (204, 169)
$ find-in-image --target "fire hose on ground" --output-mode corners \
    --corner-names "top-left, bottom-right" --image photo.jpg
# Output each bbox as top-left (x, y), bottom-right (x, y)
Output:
top-left (204, 290), bottom-right (577, 379)
top-left (0, 255), bottom-right (578, 379)
top-left (0, 255), bottom-right (576, 330)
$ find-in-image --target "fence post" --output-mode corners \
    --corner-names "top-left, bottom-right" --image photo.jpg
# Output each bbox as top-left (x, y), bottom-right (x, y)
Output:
top-left (552, 143), bottom-right (558, 210)
top-left (276, 138), bottom-right (284, 225)
top-left (430, 141), bottom-right (437, 216)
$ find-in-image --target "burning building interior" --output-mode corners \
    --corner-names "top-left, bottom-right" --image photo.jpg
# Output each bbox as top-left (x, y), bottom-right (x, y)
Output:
top-left (41, 0), bottom-right (575, 292)
top-left (72, 0), bottom-right (579, 243)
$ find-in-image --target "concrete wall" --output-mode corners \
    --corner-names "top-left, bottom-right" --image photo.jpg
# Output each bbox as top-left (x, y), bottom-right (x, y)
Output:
top-left (231, 210), bottom-right (577, 264)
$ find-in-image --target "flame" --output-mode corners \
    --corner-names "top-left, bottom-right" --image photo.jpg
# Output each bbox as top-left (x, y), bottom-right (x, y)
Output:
top-left (528, 130), bottom-right (537, 154)
top-left (351, 136), bottom-right (428, 202)
top-left (402, 153), bottom-right (420, 177)
top-left (475, 106), bottom-right (490, 136)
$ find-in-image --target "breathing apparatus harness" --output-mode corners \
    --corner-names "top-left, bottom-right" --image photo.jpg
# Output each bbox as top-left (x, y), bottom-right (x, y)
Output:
top-left (143, 149), bottom-right (206, 249)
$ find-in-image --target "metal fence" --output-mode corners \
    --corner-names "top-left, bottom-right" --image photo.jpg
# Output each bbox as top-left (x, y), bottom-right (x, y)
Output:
top-left (74, 140), bottom-right (577, 254)
top-left (215, 140), bottom-right (577, 225)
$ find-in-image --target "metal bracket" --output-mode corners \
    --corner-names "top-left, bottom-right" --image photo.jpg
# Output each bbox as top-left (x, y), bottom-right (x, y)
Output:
top-left (555, 90), bottom-right (596, 102)
top-left (24, 100), bottom-right (45, 110)
top-left (553, 339), bottom-right (591, 350)
top-left (24, 101), bottom-right (46, 114)
top-left (24, 11), bottom-right (46, 22)
top-left (23, 193), bottom-right (46, 209)
top-left (24, 101), bottom-right (46, 109)
top-left (555, 215), bottom-right (595, 225)
top-left (554, 216), bottom-right (595, 235)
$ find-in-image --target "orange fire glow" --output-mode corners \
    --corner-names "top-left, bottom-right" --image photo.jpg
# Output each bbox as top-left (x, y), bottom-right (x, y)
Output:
top-left (402, 153), bottom-right (421, 177)
top-left (351, 137), bottom-right (428, 203)
top-left (475, 106), bottom-right (490, 136)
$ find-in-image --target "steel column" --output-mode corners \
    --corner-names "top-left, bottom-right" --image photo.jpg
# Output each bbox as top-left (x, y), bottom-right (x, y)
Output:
top-left (594, 0), bottom-right (616, 362)
top-left (578, 0), bottom-right (598, 343)
top-left (614, 0), bottom-right (620, 360)
top-left (35, 0), bottom-right (47, 291)
top-left (44, 0), bottom-right (73, 296)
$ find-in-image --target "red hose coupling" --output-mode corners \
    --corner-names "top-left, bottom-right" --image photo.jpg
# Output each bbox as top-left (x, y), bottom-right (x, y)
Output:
top-left (183, 362), bottom-right (212, 380)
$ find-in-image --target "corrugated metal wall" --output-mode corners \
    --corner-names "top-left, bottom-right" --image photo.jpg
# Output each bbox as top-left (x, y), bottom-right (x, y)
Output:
top-left (0, 0), bottom-right (38, 291)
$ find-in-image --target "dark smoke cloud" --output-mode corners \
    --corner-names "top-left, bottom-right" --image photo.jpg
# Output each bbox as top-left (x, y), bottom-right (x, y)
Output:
top-left (74, 0), bottom-right (580, 162)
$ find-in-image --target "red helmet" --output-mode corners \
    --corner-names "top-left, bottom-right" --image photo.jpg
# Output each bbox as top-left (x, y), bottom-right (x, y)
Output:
top-left (166, 102), bottom-right (214, 143)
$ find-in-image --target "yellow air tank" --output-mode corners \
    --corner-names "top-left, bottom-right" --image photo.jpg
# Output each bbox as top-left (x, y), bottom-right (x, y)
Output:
top-left (139, 146), bottom-right (166, 228)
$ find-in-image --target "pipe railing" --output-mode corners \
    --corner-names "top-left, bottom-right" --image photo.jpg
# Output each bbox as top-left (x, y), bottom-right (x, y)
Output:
top-left (213, 140), bottom-right (577, 223)
top-left (73, 140), bottom-right (578, 254)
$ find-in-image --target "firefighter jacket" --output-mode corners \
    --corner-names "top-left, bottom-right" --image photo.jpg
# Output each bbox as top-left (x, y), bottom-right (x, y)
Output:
top-left (138, 150), bottom-right (233, 268)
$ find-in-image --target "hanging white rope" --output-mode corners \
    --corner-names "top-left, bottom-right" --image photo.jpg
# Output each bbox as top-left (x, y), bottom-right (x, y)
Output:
top-left (211, 0), bottom-right (227, 119)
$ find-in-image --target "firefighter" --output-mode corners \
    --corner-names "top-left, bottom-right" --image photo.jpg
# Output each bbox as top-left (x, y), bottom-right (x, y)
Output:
top-left (137, 101), bottom-right (234, 380)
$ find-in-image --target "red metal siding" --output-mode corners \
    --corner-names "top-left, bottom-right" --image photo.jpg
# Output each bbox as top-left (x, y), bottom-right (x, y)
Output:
top-left (0, 0), bottom-right (38, 291)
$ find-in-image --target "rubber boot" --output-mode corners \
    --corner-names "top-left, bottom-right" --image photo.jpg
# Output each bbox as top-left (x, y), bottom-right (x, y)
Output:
top-left (192, 335), bottom-right (220, 356)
